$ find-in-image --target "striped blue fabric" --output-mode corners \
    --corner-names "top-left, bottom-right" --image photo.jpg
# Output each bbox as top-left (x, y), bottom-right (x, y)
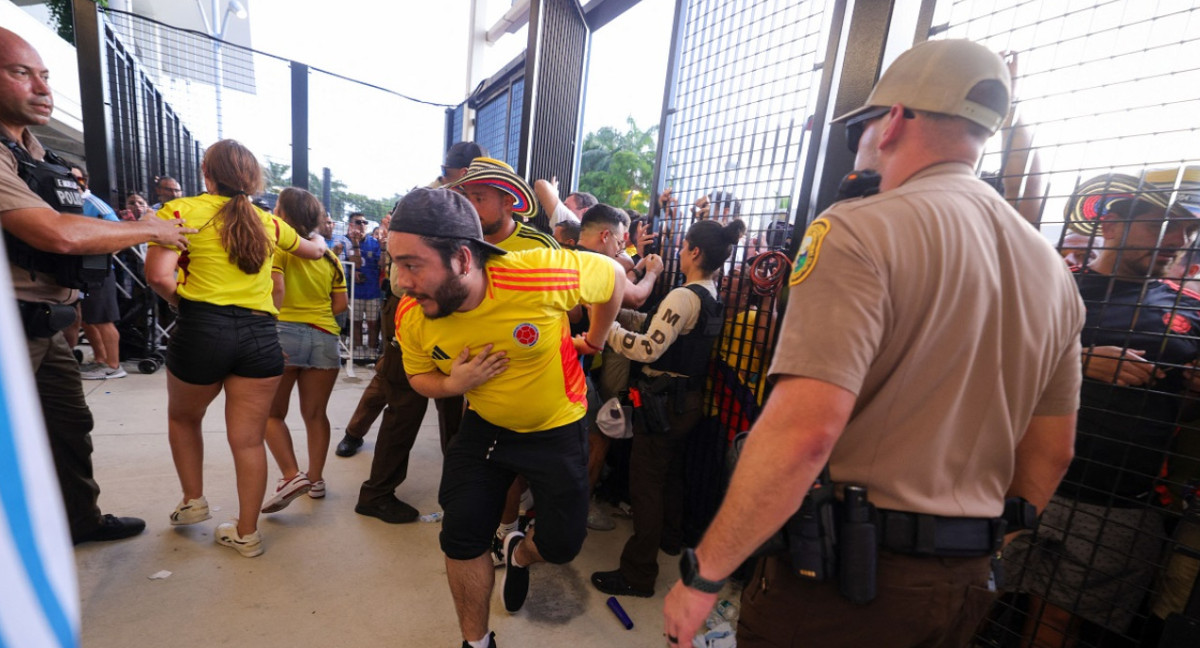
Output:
top-left (0, 250), bottom-right (79, 648)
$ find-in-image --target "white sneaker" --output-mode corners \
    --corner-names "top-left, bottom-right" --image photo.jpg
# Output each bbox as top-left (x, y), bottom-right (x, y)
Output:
top-left (170, 496), bottom-right (211, 525)
top-left (261, 472), bottom-right (312, 513)
top-left (216, 521), bottom-right (263, 557)
top-left (104, 366), bottom-right (127, 379)
top-left (307, 480), bottom-right (326, 499)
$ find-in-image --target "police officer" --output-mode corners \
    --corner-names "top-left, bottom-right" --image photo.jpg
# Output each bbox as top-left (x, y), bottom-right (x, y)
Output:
top-left (662, 39), bottom-right (1084, 647)
top-left (0, 27), bottom-right (193, 544)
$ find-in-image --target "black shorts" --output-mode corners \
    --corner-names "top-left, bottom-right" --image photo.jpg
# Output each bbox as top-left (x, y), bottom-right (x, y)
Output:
top-left (439, 410), bottom-right (589, 563)
top-left (80, 272), bottom-right (119, 324)
top-left (167, 298), bottom-right (284, 385)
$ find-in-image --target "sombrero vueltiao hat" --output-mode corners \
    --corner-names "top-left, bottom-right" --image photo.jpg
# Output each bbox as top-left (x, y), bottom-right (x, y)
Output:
top-left (1065, 167), bottom-right (1200, 236)
top-left (445, 157), bottom-right (538, 221)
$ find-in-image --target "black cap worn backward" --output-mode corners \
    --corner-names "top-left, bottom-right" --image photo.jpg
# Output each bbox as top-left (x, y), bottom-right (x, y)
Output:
top-left (388, 188), bottom-right (507, 255)
top-left (444, 142), bottom-right (489, 169)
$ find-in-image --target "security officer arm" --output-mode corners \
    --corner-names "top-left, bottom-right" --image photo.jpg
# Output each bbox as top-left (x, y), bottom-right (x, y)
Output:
top-left (1005, 413), bottom-right (1076, 537)
top-left (407, 344), bottom-right (509, 399)
top-left (663, 375), bottom-right (855, 643)
top-left (2, 205), bottom-right (193, 254)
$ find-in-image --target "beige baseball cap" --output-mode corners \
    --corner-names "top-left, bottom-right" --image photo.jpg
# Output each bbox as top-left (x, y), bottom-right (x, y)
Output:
top-left (833, 39), bottom-right (1012, 134)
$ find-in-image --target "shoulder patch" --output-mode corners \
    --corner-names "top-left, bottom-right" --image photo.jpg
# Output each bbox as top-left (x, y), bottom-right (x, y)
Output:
top-left (789, 218), bottom-right (831, 286)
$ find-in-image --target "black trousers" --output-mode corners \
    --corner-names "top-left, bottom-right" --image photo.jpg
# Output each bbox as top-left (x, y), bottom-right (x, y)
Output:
top-left (345, 295), bottom-right (462, 452)
top-left (355, 296), bottom-right (464, 505)
top-left (28, 331), bottom-right (103, 540)
top-left (618, 387), bottom-right (703, 590)
top-left (355, 340), bottom-right (464, 505)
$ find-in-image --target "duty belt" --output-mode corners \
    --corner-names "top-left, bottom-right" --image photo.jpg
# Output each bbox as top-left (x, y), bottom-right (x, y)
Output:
top-left (875, 509), bottom-right (1006, 558)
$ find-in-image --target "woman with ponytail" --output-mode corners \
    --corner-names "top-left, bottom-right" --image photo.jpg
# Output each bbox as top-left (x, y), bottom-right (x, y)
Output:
top-left (145, 139), bottom-right (327, 558)
top-left (589, 218), bottom-right (744, 598)
top-left (260, 187), bottom-right (347, 513)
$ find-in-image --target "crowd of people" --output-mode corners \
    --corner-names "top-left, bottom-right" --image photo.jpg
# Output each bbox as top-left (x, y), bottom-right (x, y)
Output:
top-left (6, 22), bottom-right (1200, 648)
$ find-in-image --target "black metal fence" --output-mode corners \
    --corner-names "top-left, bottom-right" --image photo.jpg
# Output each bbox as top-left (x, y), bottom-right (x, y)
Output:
top-left (101, 15), bottom-right (204, 203)
top-left (646, 1), bottom-right (1200, 646)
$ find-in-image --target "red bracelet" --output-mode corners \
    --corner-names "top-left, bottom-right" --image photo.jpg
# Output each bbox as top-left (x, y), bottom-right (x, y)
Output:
top-left (582, 337), bottom-right (604, 353)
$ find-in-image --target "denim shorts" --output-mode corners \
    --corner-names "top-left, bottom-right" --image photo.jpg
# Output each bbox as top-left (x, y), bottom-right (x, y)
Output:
top-left (167, 299), bottom-right (284, 384)
top-left (277, 320), bottom-right (341, 370)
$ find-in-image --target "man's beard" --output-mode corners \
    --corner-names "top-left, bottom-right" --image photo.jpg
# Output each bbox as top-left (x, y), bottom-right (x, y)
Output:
top-left (481, 218), bottom-right (502, 236)
top-left (418, 275), bottom-right (470, 319)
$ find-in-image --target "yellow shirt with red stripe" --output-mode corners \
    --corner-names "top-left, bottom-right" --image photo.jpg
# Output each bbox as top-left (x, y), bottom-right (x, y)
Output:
top-left (398, 248), bottom-right (617, 432)
top-left (273, 250), bottom-right (347, 333)
top-left (152, 194), bottom-right (300, 313)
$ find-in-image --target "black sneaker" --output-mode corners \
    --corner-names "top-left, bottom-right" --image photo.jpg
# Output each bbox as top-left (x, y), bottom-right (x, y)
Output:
top-left (590, 569), bottom-right (654, 598)
top-left (73, 514), bottom-right (146, 545)
top-left (354, 497), bottom-right (418, 524)
top-left (501, 531), bottom-right (529, 612)
top-left (335, 433), bottom-right (364, 457)
top-left (460, 631), bottom-right (497, 648)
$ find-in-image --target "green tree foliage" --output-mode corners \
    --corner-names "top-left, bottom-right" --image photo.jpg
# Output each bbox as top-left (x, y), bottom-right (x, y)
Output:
top-left (263, 157), bottom-right (400, 222)
top-left (46, 0), bottom-right (108, 44)
top-left (577, 117), bottom-right (658, 213)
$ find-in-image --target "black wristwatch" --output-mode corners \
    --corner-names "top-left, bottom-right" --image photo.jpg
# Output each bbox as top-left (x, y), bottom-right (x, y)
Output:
top-left (680, 548), bottom-right (726, 593)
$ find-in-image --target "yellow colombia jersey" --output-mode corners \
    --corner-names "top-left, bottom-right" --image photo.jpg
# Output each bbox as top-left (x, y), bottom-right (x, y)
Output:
top-left (398, 248), bottom-right (616, 433)
top-left (273, 250), bottom-right (347, 334)
top-left (152, 194), bottom-right (300, 314)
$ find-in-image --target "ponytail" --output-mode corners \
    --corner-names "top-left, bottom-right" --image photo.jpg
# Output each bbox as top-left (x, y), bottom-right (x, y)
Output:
top-left (203, 140), bottom-right (270, 275)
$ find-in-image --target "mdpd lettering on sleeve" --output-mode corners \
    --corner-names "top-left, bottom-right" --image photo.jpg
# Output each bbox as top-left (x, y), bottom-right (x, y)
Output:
top-left (789, 218), bottom-right (830, 286)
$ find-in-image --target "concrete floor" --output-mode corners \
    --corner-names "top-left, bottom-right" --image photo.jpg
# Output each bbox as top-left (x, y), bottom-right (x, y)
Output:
top-left (74, 362), bottom-right (735, 647)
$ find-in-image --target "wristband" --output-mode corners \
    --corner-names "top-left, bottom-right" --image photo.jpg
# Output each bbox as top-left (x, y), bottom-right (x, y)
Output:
top-left (582, 337), bottom-right (604, 353)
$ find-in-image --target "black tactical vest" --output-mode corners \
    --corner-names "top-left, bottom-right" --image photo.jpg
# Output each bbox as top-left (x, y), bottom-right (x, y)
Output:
top-left (2, 134), bottom-right (109, 291)
top-left (644, 283), bottom-right (725, 378)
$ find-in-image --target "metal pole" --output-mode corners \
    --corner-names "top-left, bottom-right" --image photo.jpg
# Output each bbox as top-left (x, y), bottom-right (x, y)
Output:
top-left (73, 0), bottom-right (117, 206)
top-left (211, 0), bottom-right (223, 139)
top-left (291, 62), bottom-right (309, 190)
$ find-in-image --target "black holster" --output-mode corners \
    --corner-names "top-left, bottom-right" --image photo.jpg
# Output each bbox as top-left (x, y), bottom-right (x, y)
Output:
top-left (754, 469), bottom-right (838, 582)
top-left (18, 300), bottom-right (77, 339)
top-left (628, 375), bottom-right (674, 435)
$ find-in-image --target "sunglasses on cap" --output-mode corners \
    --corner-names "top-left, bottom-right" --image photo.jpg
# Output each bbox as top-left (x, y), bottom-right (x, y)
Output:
top-left (845, 106), bottom-right (915, 154)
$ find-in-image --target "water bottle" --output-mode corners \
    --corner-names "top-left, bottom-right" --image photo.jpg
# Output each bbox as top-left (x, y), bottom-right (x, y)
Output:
top-left (419, 511), bottom-right (443, 523)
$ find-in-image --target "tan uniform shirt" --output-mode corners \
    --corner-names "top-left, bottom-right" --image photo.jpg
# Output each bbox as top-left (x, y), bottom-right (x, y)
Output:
top-left (769, 162), bottom-right (1084, 518)
top-left (0, 130), bottom-right (75, 303)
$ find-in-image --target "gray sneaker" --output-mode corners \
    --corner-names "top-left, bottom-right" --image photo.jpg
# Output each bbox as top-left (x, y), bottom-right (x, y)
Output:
top-left (104, 366), bottom-right (127, 379)
top-left (80, 364), bottom-right (110, 380)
